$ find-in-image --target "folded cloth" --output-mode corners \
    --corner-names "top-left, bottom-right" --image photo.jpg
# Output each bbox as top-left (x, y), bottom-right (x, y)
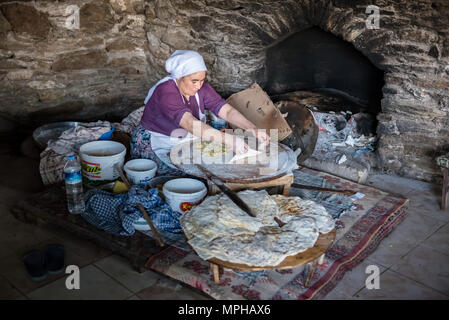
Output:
top-left (113, 106), bottom-right (144, 135)
top-left (39, 121), bottom-right (112, 185)
top-left (124, 186), bottom-right (183, 234)
top-left (82, 185), bottom-right (183, 236)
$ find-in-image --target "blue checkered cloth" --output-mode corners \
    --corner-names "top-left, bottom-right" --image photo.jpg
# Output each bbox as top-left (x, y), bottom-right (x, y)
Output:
top-left (81, 185), bottom-right (183, 236)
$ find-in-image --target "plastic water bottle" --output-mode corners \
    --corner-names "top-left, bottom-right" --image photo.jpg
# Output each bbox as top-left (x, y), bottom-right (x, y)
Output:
top-left (64, 155), bottom-right (85, 214)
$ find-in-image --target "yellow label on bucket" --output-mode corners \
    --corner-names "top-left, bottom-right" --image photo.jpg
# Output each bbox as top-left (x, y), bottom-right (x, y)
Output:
top-left (82, 160), bottom-right (101, 178)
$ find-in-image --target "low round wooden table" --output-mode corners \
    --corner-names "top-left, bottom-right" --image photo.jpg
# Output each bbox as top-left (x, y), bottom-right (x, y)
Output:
top-left (173, 139), bottom-right (334, 287)
top-left (207, 228), bottom-right (336, 288)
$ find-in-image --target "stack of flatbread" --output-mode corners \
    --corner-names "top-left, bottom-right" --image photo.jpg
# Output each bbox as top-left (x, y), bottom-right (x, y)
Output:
top-left (180, 190), bottom-right (335, 267)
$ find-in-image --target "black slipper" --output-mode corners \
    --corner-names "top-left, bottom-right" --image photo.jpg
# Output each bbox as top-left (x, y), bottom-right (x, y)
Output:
top-left (44, 244), bottom-right (66, 275)
top-left (22, 250), bottom-right (48, 282)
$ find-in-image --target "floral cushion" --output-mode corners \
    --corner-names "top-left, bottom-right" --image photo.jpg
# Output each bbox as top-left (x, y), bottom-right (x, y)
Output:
top-left (436, 154), bottom-right (449, 168)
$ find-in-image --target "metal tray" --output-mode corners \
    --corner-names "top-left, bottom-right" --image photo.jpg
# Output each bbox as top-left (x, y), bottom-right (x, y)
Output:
top-left (33, 121), bottom-right (87, 149)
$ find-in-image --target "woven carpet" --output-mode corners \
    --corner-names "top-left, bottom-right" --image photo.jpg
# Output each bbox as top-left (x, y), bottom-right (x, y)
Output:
top-left (144, 168), bottom-right (408, 300)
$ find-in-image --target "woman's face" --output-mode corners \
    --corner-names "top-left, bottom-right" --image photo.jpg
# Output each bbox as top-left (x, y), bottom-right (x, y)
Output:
top-left (178, 71), bottom-right (206, 96)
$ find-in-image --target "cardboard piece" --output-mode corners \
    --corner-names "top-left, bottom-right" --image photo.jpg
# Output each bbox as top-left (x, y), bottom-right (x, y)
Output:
top-left (226, 83), bottom-right (292, 142)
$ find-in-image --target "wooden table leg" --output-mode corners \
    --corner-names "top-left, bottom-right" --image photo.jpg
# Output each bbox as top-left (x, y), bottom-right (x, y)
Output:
top-left (210, 263), bottom-right (220, 284)
top-left (207, 181), bottom-right (221, 195)
top-left (304, 259), bottom-right (318, 288)
top-left (282, 174), bottom-right (294, 196)
top-left (282, 183), bottom-right (292, 196)
top-left (318, 253), bottom-right (325, 265)
top-left (442, 168), bottom-right (448, 210)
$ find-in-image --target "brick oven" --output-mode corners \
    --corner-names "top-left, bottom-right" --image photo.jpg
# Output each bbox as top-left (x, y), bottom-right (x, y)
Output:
top-left (265, 26), bottom-right (384, 182)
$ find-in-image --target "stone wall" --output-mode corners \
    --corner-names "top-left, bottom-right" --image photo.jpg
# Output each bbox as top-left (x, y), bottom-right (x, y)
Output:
top-left (0, 0), bottom-right (448, 183)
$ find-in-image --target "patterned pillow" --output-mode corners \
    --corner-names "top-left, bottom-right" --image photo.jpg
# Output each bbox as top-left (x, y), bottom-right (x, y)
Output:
top-left (436, 154), bottom-right (449, 168)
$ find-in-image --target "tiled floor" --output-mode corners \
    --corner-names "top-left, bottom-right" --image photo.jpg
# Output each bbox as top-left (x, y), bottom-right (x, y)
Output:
top-left (0, 138), bottom-right (448, 300)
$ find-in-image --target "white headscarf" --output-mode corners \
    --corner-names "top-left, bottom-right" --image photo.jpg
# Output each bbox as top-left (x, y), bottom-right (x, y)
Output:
top-left (144, 50), bottom-right (208, 104)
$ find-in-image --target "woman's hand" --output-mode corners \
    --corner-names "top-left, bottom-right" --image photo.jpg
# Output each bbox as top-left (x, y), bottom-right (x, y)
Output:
top-left (250, 128), bottom-right (271, 146)
top-left (218, 104), bottom-right (271, 147)
top-left (233, 136), bottom-right (249, 155)
top-left (224, 135), bottom-right (249, 155)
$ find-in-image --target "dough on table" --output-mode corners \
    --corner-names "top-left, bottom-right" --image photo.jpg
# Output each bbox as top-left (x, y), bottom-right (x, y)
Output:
top-left (191, 140), bottom-right (233, 164)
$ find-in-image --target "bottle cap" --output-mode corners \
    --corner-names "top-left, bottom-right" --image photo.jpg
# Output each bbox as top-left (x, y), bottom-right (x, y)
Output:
top-left (67, 155), bottom-right (75, 161)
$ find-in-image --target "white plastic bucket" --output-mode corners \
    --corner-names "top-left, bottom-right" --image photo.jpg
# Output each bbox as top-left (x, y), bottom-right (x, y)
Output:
top-left (79, 141), bottom-right (126, 186)
top-left (163, 178), bottom-right (207, 213)
top-left (124, 159), bottom-right (157, 185)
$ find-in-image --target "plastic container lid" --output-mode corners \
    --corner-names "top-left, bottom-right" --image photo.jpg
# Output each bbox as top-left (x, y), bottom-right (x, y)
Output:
top-left (67, 155), bottom-right (75, 161)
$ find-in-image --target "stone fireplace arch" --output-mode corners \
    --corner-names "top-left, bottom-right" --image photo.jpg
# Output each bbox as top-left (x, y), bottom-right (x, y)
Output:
top-left (187, 0), bottom-right (447, 183)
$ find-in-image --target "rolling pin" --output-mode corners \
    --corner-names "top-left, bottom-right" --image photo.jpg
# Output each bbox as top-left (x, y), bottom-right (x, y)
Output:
top-left (196, 164), bottom-right (286, 227)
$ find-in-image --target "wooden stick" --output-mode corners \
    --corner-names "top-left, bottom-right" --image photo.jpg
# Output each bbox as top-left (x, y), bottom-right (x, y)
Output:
top-left (114, 163), bottom-right (131, 189)
top-left (114, 163), bottom-right (164, 247)
top-left (274, 217), bottom-right (286, 227)
top-left (198, 164), bottom-right (286, 227)
top-left (136, 203), bottom-right (164, 247)
top-left (291, 183), bottom-right (356, 196)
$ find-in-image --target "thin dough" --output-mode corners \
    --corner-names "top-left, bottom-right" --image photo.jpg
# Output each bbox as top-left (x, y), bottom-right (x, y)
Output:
top-left (180, 190), bottom-right (335, 266)
top-left (191, 140), bottom-right (233, 164)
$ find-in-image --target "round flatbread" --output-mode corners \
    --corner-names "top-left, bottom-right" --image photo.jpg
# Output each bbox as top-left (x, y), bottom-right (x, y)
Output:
top-left (180, 189), bottom-right (335, 267)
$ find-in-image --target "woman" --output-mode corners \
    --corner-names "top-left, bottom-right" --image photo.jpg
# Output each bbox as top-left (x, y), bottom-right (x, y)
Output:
top-left (130, 50), bottom-right (270, 175)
